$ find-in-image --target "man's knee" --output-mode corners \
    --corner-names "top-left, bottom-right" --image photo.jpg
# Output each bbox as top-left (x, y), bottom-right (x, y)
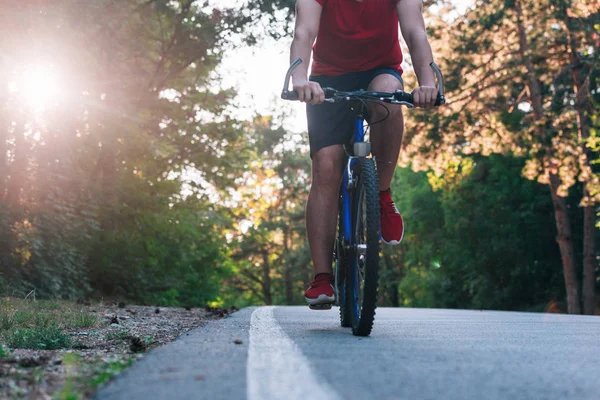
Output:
top-left (368, 73), bottom-right (404, 92)
top-left (311, 146), bottom-right (344, 189)
top-left (368, 74), bottom-right (404, 123)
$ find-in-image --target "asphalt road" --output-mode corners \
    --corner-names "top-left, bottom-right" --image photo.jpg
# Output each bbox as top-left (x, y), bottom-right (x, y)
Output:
top-left (95, 306), bottom-right (600, 400)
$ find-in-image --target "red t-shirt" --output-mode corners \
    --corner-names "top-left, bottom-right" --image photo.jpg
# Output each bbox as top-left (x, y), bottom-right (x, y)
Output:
top-left (312, 0), bottom-right (403, 76)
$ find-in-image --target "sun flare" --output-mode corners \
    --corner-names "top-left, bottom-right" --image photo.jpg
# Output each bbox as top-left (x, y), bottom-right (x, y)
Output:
top-left (8, 66), bottom-right (61, 111)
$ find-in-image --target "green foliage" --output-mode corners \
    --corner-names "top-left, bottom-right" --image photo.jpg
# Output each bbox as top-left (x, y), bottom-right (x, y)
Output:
top-left (4, 327), bottom-right (72, 350)
top-left (0, 298), bottom-right (97, 350)
top-left (56, 353), bottom-right (82, 400)
top-left (387, 155), bottom-right (567, 310)
top-left (88, 358), bottom-right (135, 388)
top-left (68, 313), bottom-right (98, 329)
top-left (222, 124), bottom-right (312, 306)
top-left (155, 290), bottom-right (181, 307)
top-left (0, 344), bottom-right (8, 358)
top-left (0, 0), bottom-right (248, 306)
top-left (105, 329), bottom-right (130, 342)
top-left (0, 300), bottom-right (82, 349)
top-left (398, 266), bottom-right (436, 308)
top-left (55, 387), bottom-right (80, 400)
top-left (0, 0), bottom-right (596, 314)
top-left (53, 354), bottom-right (134, 399)
top-left (87, 195), bottom-right (232, 306)
top-left (434, 155), bottom-right (564, 309)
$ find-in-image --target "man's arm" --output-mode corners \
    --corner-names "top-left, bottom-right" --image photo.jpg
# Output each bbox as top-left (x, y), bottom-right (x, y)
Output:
top-left (290, 0), bottom-right (324, 104)
top-left (397, 0), bottom-right (437, 108)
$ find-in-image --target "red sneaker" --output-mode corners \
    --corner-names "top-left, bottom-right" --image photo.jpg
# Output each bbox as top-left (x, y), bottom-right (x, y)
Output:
top-left (379, 189), bottom-right (404, 245)
top-left (304, 273), bottom-right (335, 306)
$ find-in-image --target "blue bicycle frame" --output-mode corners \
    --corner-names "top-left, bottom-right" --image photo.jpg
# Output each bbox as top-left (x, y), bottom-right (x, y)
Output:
top-left (341, 118), bottom-right (366, 242)
top-left (339, 113), bottom-right (368, 318)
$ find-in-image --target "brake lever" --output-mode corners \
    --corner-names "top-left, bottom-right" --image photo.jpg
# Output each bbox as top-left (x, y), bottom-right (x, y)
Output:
top-left (281, 57), bottom-right (303, 100)
top-left (390, 100), bottom-right (415, 108)
top-left (429, 61), bottom-right (446, 106)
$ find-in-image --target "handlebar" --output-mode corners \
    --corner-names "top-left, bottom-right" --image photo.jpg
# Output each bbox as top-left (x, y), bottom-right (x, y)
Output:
top-left (281, 58), bottom-right (445, 108)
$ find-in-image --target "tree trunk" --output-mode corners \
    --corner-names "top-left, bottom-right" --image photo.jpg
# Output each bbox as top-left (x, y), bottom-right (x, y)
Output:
top-left (566, 23), bottom-right (596, 315)
top-left (582, 202), bottom-right (596, 314)
top-left (515, 3), bottom-right (582, 313)
top-left (515, 3), bottom-right (543, 120)
top-left (262, 250), bottom-right (272, 305)
top-left (549, 173), bottom-right (581, 314)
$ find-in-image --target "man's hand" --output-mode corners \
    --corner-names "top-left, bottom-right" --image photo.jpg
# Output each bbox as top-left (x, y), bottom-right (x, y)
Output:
top-left (397, 0), bottom-right (439, 108)
top-left (412, 86), bottom-right (437, 109)
top-left (290, 0), bottom-right (323, 104)
top-left (293, 80), bottom-right (325, 105)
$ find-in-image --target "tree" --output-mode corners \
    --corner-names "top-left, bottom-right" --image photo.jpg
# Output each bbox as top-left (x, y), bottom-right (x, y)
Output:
top-left (0, 0), bottom-right (259, 304)
top-left (226, 116), bottom-right (312, 306)
top-left (388, 155), bottom-right (567, 311)
top-left (401, 0), bottom-right (599, 313)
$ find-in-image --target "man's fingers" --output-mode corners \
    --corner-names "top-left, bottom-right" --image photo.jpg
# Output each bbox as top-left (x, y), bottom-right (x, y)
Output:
top-left (317, 86), bottom-right (325, 104)
top-left (310, 88), bottom-right (322, 104)
top-left (424, 91), bottom-right (432, 109)
top-left (310, 83), bottom-right (324, 105)
top-left (303, 88), bottom-right (313, 103)
top-left (413, 88), bottom-right (438, 108)
top-left (413, 91), bottom-right (421, 108)
top-left (292, 81), bottom-right (326, 104)
top-left (429, 89), bottom-right (437, 108)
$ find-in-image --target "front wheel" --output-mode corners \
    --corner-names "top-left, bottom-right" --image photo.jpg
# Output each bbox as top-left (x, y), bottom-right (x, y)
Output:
top-left (335, 194), bottom-right (352, 328)
top-left (347, 157), bottom-right (381, 337)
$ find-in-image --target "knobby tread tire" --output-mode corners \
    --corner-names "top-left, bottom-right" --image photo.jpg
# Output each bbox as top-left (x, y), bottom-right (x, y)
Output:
top-left (336, 195), bottom-right (352, 328)
top-left (349, 157), bottom-right (380, 337)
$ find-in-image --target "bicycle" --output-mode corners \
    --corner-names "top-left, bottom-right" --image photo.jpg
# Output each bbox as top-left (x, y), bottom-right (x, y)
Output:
top-left (281, 58), bottom-right (445, 336)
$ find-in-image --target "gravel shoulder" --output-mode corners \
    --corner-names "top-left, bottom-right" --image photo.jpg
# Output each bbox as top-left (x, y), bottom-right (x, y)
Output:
top-left (0, 298), bottom-right (232, 399)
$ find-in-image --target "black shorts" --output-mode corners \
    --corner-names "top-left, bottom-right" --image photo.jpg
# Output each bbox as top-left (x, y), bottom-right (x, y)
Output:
top-left (306, 68), bottom-right (403, 156)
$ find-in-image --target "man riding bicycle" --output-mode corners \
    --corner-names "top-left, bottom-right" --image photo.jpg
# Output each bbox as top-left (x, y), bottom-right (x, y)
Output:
top-left (291, 0), bottom-right (438, 307)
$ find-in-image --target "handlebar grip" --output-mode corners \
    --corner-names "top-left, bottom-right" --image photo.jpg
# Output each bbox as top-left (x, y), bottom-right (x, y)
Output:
top-left (282, 87), bottom-right (334, 101)
top-left (399, 91), bottom-right (444, 107)
top-left (394, 91), bottom-right (414, 104)
top-left (281, 90), bottom-right (299, 101)
top-left (434, 94), bottom-right (445, 107)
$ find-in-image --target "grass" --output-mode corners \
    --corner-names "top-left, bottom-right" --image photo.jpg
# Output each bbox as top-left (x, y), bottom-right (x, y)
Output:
top-left (0, 297), bottom-right (98, 350)
top-left (54, 353), bottom-right (82, 400)
top-left (105, 329), bottom-right (129, 341)
top-left (4, 327), bottom-right (72, 350)
top-left (54, 353), bottom-right (134, 399)
top-left (88, 358), bottom-right (134, 387)
top-left (0, 344), bottom-right (9, 358)
top-left (69, 313), bottom-right (99, 329)
top-left (0, 297), bottom-right (138, 399)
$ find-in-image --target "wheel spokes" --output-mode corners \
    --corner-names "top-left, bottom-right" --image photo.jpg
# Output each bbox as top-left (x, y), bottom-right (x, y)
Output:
top-left (353, 185), bottom-right (368, 319)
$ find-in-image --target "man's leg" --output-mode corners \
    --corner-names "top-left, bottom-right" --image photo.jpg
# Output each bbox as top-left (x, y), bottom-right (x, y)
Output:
top-left (367, 74), bottom-right (405, 245)
top-left (367, 74), bottom-right (405, 190)
top-left (304, 144), bottom-right (345, 306)
top-left (306, 144), bottom-right (345, 275)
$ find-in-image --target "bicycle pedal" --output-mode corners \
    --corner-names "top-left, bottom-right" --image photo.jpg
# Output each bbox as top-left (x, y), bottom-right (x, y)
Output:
top-left (309, 303), bottom-right (333, 310)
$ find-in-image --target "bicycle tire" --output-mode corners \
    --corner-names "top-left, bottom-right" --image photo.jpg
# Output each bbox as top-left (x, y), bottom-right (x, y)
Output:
top-left (347, 157), bottom-right (380, 336)
top-left (335, 193), bottom-right (352, 328)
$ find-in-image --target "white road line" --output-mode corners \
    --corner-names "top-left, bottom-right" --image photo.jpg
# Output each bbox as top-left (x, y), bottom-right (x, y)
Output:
top-left (247, 306), bottom-right (341, 400)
